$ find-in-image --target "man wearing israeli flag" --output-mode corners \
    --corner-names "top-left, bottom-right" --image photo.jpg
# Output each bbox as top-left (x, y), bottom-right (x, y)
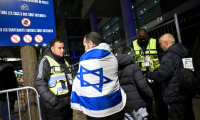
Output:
top-left (71, 32), bottom-right (126, 120)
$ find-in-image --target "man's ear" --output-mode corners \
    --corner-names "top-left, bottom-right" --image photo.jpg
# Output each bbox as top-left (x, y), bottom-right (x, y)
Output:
top-left (89, 41), bottom-right (94, 48)
top-left (165, 41), bottom-right (168, 46)
top-left (50, 46), bottom-right (54, 52)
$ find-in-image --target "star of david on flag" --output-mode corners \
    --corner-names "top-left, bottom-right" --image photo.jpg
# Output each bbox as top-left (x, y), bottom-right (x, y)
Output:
top-left (76, 65), bottom-right (112, 93)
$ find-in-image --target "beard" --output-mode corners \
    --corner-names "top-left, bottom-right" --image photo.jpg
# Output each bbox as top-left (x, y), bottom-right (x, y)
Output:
top-left (139, 40), bottom-right (147, 45)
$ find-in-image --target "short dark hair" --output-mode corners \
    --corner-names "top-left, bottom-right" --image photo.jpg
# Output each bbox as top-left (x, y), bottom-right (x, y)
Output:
top-left (137, 28), bottom-right (147, 34)
top-left (84, 32), bottom-right (101, 46)
top-left (122, 47), bottom-right (131, 54)
top-left (49, 38), bottom-right (64, 47)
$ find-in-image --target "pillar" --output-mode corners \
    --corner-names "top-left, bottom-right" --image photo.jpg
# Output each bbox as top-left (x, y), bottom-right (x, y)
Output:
top-left (90, 12), bottom-right (99, 33)
top-left (20, 46), bottom-right (39, 119)
top-left (120, 0), bottom-right (136, 46)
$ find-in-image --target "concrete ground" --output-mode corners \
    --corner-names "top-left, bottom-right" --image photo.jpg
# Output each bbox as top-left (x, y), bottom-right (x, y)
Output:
top-left (73, 97), bottom-right (200, 120)
top-left (0, 96), bottom-right (199, 120)
top-left (73, 110), bottom-right (87, 120)
top-left (193, 97), bottom-right (200, 120)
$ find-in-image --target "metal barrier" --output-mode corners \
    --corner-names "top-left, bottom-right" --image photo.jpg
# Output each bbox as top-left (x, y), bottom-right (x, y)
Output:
top-left (148, 14), bottom-right (181, 43)
top-left (111, 14), bottom-right (181, 55)
top-left (0, 87), bottom-right (42, 120)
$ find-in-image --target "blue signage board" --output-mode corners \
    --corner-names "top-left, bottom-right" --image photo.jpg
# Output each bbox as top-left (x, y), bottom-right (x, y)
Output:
top-left (0, 0), bottom-right (56, 46)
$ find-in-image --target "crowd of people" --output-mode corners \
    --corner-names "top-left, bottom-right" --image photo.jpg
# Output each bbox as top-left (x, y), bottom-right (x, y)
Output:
top-left (1, 29), bottom-right (199, 120)
top-left (33, 29), bottom-right (200, 120)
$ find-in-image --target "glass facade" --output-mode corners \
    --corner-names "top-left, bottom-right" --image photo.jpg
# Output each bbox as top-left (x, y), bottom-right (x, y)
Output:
top-left (135, 5), bottom-right (162, 27)
top-left (99, 13), bottom-right (124, 46)
top-left (133, 0), bottom-right (161, 28)
top-left (99, 0), bottom-right (163, 47)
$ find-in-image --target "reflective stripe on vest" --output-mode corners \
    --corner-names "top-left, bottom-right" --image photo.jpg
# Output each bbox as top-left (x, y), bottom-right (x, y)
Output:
top-left (133, 38), bottom-right (160, 71)
top-left (44, 55), bottom-right (71, 96)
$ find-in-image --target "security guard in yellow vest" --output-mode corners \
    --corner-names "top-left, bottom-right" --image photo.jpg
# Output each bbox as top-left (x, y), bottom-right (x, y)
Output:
top-left (133, 29), bottom-right (168, 120)
top-left (133, 31), bottom-right (160, 72)
top-left (34, 38), bottom-right (73, 120)
top-left (44, 55), bottom-right (73, 96)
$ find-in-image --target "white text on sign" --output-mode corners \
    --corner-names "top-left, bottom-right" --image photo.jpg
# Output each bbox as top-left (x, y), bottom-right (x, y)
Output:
top-left (0, 28), bottom-right (53, 33)
top-left (0, 10), bottom-right (46, 18)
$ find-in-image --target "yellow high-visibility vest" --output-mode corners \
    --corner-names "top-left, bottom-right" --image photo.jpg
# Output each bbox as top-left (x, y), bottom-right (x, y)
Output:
top-left (133, 38), bottom-right (160, 71)
top-left (44, 55), bottom-right (72, 96)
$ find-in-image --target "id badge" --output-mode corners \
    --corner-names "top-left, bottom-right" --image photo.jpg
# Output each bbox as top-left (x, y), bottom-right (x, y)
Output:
top-left (182, 58), bottom-right (194, 71)
top-left (67, 74), bottom-right (73, 85)
top-left (144, 57), bottom-right (151, 67)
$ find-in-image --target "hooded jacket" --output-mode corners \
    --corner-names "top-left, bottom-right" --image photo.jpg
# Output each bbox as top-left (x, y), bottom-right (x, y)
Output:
top-left (146, 43), bottom-right (193, 104)
top-left (0, 63), bottom-right (18, 101)
top-left (34, 48), bottom-right (72, 109)
top-left (117, 54), bottom-right (153, 109)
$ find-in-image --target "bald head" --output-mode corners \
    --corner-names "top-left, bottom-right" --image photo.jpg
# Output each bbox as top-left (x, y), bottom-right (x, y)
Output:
top-left (160, 33), bottom-right (175, 43)
top-left (159, 33), bottom-right (175, 51)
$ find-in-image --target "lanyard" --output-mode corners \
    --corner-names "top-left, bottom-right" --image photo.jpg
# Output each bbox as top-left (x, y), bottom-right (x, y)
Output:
top-left (140, 38), bottom-right (150, 56)
top-left (60, 63), bottom-right (70, 72)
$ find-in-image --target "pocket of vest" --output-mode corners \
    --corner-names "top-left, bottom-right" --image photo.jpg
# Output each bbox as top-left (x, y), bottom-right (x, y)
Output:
top-left (48, 79), bottom-right (57, 87)
top-left (48, 74), bottom-right (66, 87)
top-left (57, 79), bottom-right (69, 95)
top-left (60, 80), bottom-right (66, 89)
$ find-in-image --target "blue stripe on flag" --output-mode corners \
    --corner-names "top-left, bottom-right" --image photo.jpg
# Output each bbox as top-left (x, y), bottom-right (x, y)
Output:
top-left (71, 88), bottom-right (122, 110)
top-left (80, 49), bottom-right (111, 62)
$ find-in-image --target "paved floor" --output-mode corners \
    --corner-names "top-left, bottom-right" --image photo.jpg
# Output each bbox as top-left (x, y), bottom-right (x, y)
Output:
top-left (73, 97), bottom-right (200, 120)
top-left (193, 97), bottom-right (200, 120)
top-left (73, 110), bottom-right (87, 120)
top-left (0, 97), bottom-right (199, 120)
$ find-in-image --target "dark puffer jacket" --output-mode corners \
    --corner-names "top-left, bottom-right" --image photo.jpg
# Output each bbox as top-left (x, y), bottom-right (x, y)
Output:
top-left (34, 48), bottom-right (72, 109)
top-left (0, 62), bottom-right (18, 102)
top-left (146, 43), bottom-right (194, 104)
top-left (179, 32), bottom-right (200, 94)
top-left (117, 54), bottom-right (153, 109)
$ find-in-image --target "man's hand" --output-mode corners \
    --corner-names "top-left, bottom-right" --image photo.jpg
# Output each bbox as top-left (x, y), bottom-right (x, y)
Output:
top-left (54, 97), bottom-right (70, 110)
top-left (54, 102), bottom-right (64, 110)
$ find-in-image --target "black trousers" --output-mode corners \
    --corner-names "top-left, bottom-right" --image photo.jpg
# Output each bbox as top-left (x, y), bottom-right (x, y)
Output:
top-left (42, 105), bottom-right (73, 120)
top-left (86, 109), bottom-right (125, 120)
top-left (168, 100), bottom-right (195, 120)
top-left (147, 82), bottom-right (168, 120)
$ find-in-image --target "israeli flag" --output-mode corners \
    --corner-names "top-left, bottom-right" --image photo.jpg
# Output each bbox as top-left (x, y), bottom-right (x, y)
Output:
top-left (71, 43), bottom-right (126, 117)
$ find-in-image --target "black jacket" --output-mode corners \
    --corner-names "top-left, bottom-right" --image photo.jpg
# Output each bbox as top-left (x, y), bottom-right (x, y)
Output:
top-left (146, 43), bottom-right (193, 104)
top-left (0, 63), bottom-right (18, 102)
top-left (179, 33), bottom-right (200, 94)
top-left (34, 48), bottom-right (72, 109)
top-left (117, 54), bottom-right (153, 109)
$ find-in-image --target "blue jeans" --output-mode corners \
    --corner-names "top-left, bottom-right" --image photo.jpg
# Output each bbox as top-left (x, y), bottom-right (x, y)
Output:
top-left (0, 101), bottom-right (18, 120)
